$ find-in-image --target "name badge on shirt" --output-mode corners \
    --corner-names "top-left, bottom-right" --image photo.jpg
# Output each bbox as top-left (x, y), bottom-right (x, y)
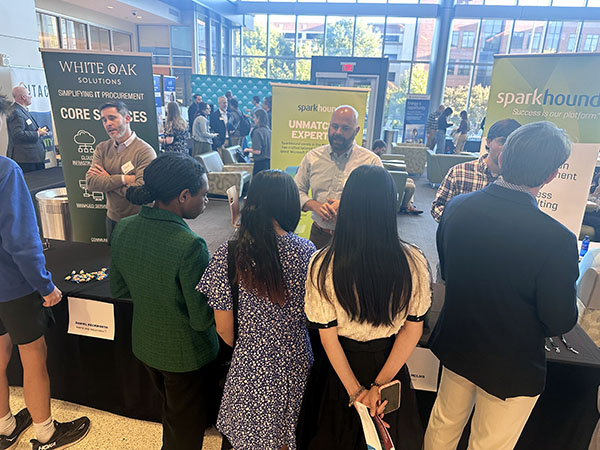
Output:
top-left (121, 161), bottom-right (134, 174)
top-left (26, 119), bottom-right (33, 125)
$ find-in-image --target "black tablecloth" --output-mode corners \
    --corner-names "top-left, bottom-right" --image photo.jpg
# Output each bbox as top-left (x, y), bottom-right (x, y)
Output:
top-left (7, 243), bottom-right (600, 447)
top-left (6, 240), bottom-right (163, 422)
top-left (23, 167), bottom-right (65, 197)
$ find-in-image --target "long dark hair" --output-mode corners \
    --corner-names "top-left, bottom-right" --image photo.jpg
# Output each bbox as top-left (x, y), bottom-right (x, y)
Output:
top-left (254, 108), bottom-right (269, 128)
top-left (312, 165), bottom-right (414, 326)
top-left (126, 153), bottom-right (206, 205)
top-left (234, 170), bottom-right (301, 305)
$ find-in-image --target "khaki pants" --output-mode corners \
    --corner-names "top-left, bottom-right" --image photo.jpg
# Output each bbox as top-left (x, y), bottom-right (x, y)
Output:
top-left (400, 178), bottom-right (416, 210)
top-left (424, 367), bottom-right (539, 450)
top-left (454, 133), bottom-right (468, 153)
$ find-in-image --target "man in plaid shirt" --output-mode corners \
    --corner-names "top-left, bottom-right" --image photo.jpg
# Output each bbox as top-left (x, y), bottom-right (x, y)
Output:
top-left (426, 104), bottom-right (445, 149)
top-left (431, 118), bottom-right (521, 222)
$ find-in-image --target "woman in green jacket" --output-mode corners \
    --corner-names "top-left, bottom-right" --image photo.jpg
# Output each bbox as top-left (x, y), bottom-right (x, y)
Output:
top-left (110, 152), bottom-right (218, 450)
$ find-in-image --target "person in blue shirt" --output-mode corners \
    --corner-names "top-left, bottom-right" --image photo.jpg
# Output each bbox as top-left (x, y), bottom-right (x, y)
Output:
top-left (0, 93), bottom-right (90, 450)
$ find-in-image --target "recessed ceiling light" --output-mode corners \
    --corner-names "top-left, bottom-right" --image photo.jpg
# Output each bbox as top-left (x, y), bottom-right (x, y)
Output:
top-left (107, 5), bottom-right (114, 8)
top-left (137, 16), bottom-right (142, 19)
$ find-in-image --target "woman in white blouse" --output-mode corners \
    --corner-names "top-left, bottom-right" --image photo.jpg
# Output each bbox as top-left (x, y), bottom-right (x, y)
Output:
top-left (299, 164), bottom-right (431, 450)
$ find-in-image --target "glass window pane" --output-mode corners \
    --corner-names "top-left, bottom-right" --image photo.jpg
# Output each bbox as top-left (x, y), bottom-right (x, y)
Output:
top-left (242, 57), bottom-right (266, 78)
top-left (232, 57), bottom-right (242, 77)
top-left (197, 17), bottom-right (207, 53)
top-left (384, 18), bottom-right (416, 61)
top-left (37, 13), bottom-right (59, 49)
top-left (89, 26), bottom-right (110, 51)
top-left (269, 59), bottom-right (295, 79)
top-left (139, 25), bottom-right (170, 56)
top-left (446, 62), bottom-right (472, 97)
top-left (354, 17), bottom-right (384, 57)
top-left (384, 62), bottom-right (411, 132)
top-left (415, 18), bottom-right (434, 61)
top-left (113, 31), bottom-right (131, 52)
top-left (477, 19), bottom-right (512, 64)
top-left (552, 0), bottom-right (585, 5)
top-left (296, 59), bottom-right (312, 80)
top-left (243, 15), bottom-right (267, 56)
top-left (269, 15), bottom-right (296, 57)
top-left (60, 18), bottom-right (87, 50)
top-left (211, 22), bottom-right (218, 54)
top-left (232, 27), bottom-right (241, 55)
top-left (410, 63), bottom-right (429, 94)
top-left (388, 0), bottom-right (420, 3)
top-left (419, 0), bottom-right (439, 3)
top-left (172, 26), bottom-right (192, 57)
top-left (325, 16), bottom-right (354, 56)
top-left (469, 65), bottom-right (493, 135)
top-left (518, 0), bottom-right (550, 4)
top-left (510, 21), bottom-right (545, 53)
top-left (484, 0), bottom-right (516, 4)
top-left (455, 0), bottom-right (483, 4)
top-left (544, 21), bottom-right (579, 52)
top-left (358, 0), bottom-right (386, 3)
top-left (198, 55), bottom-right (207, 75)
top-left (297, 16), bottom-right (324, 58)
top-left (588, 0), bottom-right (600, 6)
top-left (578, 22), bottom-right (600, 52)
top-left (450, 19), bottom-right (479, 63)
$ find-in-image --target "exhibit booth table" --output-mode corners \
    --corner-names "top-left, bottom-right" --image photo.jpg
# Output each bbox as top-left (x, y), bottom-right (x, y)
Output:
top-left (6, 240), bottom-right (163, 422)
top-left (7, 242), bottom-right (600, 448)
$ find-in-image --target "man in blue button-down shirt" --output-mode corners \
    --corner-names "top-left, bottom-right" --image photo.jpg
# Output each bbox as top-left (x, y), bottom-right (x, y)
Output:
top-left (0, 93), bottom-right (90, 449)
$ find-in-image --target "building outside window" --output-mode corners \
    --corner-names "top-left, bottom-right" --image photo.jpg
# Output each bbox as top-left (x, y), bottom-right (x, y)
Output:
top-left (461, 31), bottom-right (475, 48)
top-left (583, 34), bottom-right (599, 51)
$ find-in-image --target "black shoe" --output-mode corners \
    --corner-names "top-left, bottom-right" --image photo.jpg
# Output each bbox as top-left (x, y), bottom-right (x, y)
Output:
top-left (0, 408), bottom-right (32, 450)
top-left (30, 417), bottom-right (90, 450)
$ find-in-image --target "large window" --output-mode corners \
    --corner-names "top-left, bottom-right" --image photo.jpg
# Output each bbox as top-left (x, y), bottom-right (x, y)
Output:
top-left (36, 11), bottom-right (131, 53)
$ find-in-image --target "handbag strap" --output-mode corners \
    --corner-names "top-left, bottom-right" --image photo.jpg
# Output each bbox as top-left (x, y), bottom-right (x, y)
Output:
top-left (227, 241), bottom-right (239, 343)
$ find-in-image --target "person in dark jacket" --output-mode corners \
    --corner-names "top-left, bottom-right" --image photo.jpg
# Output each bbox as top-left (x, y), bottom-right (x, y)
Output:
top-left (6, 86), bottom-right (48, 172)
top-left (424, 121), bottom-right (579, 450)
top-left (244, 109), bottom-right (271, 175)
top-left (210, 96), bottom-right (229, 151)
top-left (434, 107), bottom-right (453, 154)
top-left (187, 94), bottom-right (203, 133)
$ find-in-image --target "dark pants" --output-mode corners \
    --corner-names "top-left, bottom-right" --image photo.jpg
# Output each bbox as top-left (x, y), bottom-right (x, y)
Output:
top-left (105, 216), bottom-right (117, 245)
top-left (252, 158), bottom-right (270, 176)
top-left (309, 223), bottom-right (333, 250)
top-left (144, 363), bottom-right (213, 450)
top-left (17, 162), bottom-right (45, 173)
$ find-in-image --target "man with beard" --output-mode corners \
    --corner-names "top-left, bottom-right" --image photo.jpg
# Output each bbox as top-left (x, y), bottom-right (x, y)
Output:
top-left (295, 105), bottom-right (382, 249)
top-left (86, 102), bottom-right (156, 242)
top-left (431, 118), bottom-right (521, 222)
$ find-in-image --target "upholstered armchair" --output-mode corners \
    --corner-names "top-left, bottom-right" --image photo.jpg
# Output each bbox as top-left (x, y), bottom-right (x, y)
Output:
top-left (391, 144), bottom-right (427, 176)
top-left (426, 150), bottom-right (478, 185)
top-left (195, 151), bottom-right (251, 198)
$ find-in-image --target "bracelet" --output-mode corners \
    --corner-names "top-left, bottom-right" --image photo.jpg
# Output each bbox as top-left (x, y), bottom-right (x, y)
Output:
top-left (370, 381), bottom-right (382, 389)
top-left (348, 386), bottom-right (366, 407)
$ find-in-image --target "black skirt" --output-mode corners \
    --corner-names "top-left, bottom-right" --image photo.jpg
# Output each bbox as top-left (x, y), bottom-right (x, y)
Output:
top-left (297, 335), bottom-right (424, 450)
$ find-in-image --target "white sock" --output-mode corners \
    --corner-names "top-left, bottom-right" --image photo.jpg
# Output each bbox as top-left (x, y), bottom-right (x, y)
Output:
top-left (0, 411), bottom-right (15, 436)
top-left (33, 416), bottom-right (55, 444)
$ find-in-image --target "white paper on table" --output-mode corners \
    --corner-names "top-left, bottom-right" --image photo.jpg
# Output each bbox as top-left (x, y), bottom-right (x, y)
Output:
top-left (406, 347), bottom-right (440, 392)
top-left (67, 297), bottom-right (115, 341)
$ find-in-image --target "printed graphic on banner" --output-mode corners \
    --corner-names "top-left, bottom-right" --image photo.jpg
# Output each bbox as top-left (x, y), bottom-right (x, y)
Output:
top-left (163, 75), bottom-right (176, 105)
top-left (41, 50), bottom-right (158, 243)
top-left (271, 83), bottom-right (369, 237)
top-left (153, 74), bottom-right (164, 134)
top-left (485, 54), bottom-right (600, 236)
top-left (10, 68), bottom-right (57, 168)
top-left (67, 297), bottom-right (115, 341)
top-left (402, 94), bottom-right (429, 144)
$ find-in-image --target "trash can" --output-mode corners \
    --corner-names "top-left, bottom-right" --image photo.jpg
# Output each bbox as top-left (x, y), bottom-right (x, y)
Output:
top-left (36, 188), bottom-right (72, 241)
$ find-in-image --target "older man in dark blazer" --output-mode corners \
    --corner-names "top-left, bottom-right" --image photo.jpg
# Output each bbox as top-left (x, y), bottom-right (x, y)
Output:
top-left (209, 96), bottom-right (228, 151)
top-left (6, 86), bottom-right (48, 173)
top-left (424, 121), bottom-right (579, 450)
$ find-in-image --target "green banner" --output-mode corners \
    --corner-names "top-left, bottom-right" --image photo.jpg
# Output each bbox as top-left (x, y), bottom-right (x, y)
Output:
top-left (271, 83), bottom-right (369, 237)
top-left (486, 54), bottom-right (600, 235)
top-left (41, 50), bottom-right (158, 243)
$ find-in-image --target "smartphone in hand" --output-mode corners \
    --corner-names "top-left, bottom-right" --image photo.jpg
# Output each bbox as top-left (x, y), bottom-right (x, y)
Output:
top-left (379, 380), bottom-right (401, 415)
